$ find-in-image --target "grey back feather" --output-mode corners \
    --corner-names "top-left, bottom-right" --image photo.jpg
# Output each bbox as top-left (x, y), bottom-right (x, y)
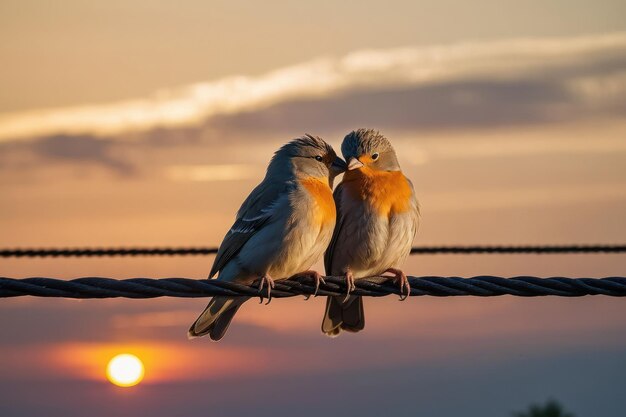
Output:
top-left (209, 134), bottom-right (336, 278)
top-left (209, 180), bottom-right (293, 278)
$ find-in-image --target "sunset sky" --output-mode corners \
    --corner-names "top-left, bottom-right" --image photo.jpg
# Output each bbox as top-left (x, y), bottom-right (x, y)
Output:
top-left (1, 1), bottom-right (626, 416)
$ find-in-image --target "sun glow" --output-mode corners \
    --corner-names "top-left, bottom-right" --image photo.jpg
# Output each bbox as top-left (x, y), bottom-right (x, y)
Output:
top-left (106, 353), bottom-right (145, 387)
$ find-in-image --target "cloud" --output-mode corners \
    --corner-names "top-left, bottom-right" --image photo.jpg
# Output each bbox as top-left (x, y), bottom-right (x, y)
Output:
top-left (207, 79), bottom-right (572, 134)
top-left (0, 133), bottom-right (134, 175)
top-left (0, 32), bottom-right (625, 142)
top-left (394, 134), bottom-right (626, 161)
top-left (165, 164), bottom-right (257, 182)
top-left (426, 182), bottom-right (626, 212)
top-left (110, 310), bottom-right (195, 329)
top-left (35, 135), bottom-right (134, 174)
top-left (1, 32), bottom-right (625, 175)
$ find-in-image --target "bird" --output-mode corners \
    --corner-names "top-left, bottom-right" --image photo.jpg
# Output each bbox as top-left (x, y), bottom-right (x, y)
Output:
top-left (321, 129), bottom-right (420, 337)
top-left (189, 134), bottom-right (347, 341)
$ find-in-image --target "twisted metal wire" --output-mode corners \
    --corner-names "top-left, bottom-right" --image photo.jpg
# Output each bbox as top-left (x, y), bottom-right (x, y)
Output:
top-left (1, 244), bottom-right (625, 258)
top-left (0, 247), bottom-right (218, 258)
top-left (410, 244), bottom-right (626, 254)
top-left (1, 276), bottom-right (625, 299)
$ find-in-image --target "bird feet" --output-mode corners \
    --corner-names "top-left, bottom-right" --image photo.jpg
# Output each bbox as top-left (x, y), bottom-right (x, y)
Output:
top-left (291, 270), bottom-right (326, 299)
top-left (384, 268), bottom-right (411, 301)
top-left (257, 274), bottom-right (275, 304)
top-left (343, 269), bottom-right (356, 302)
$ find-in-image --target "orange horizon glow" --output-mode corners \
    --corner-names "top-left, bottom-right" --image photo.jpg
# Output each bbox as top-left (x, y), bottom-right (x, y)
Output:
top-left (49, 342), bottom-right (273, 384)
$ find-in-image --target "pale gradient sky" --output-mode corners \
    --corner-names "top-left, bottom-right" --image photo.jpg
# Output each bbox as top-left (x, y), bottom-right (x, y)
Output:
top-left (1, 2), bottom-right (626, 417)
top-left (1, 0), bottom-right (625, 111)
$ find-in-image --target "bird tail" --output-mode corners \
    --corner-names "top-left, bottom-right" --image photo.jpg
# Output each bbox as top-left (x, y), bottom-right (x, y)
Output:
top-left (321, 295), bottom-right (365, 337)
top-left (188, 296), bottom-right (248, 341)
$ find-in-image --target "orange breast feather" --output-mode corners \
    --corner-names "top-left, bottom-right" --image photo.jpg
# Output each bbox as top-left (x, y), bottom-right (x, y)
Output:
top-left (300, 177), bottom-right (336, 225)
top-left (343, 168), bottom-right (412, 218)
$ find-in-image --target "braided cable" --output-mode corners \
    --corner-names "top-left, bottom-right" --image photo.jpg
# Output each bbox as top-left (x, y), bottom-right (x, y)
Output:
top-left (1, 276), bottom-right (625, 299)
top-left (1, 244), bottom-right (625, 258)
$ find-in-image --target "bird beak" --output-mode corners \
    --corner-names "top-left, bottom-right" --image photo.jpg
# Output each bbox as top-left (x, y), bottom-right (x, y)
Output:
top-left (347, 157), bottom-right (364, 170)
top-left (331, 156), bottom-right (348, 176)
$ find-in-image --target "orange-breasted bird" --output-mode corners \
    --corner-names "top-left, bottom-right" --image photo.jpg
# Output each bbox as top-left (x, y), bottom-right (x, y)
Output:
top-left (189, 135), bottom-right (346, 341)
top-left (322, 129), bottom-right (420, 337)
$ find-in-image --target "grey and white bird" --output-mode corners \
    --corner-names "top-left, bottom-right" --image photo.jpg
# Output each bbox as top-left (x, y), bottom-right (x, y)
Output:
top-left (322, 129), bottom-right (420, 337)
top-left (189, 135), bottom-right (346, 341)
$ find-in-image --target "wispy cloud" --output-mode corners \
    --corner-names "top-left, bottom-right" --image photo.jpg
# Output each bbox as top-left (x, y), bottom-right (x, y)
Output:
top-left (1, 32), bottom-right (625, 142)
top-left (426, 182), bottom-right (626, 212)
top-left (165, 164), bottom-right (257, 182)
top-left (110, 310), bottom-right (196, 329)
top-left (395, 131), bottom-right (626, 162)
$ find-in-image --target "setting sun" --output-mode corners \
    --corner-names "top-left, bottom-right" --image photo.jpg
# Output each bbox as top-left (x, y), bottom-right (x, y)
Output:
top-left (106, 354), bottom-right (145, 387)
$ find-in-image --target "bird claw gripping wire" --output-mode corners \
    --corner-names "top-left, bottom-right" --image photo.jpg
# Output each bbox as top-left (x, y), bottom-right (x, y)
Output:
top-left (383, 268), bottom-right (411, 300)
top-left (257, 274), bottom-right (275, 305)
top-left (291, 270), bottom-right (326, 299)
top-left (343, 270), bottom-right (356, 302)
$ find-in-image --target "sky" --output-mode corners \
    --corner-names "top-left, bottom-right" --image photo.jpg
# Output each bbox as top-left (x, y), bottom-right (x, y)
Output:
top-left (1, 1), bottom-right (626, 416)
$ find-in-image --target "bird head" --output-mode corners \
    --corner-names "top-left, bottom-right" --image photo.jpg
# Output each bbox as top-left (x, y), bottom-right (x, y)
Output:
top-left (267, 134), bottom-right (347, 184)
top-left (341, 129), bottom-right (400, 172)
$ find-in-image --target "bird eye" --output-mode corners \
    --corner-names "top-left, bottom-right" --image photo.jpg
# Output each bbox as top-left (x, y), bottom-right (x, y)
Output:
top-left (372, 153), bottom-right (379, 160)
top-left (314, 155), bottom-right (323, 162)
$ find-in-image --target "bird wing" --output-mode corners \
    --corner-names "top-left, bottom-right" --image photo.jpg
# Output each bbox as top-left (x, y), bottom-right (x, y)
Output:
top-left (405, 176), bottom-right (421, 234)
top-left (324, 182), bottom-right (346, 275)
top-left (209, 180), bottom-right (293, 278)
